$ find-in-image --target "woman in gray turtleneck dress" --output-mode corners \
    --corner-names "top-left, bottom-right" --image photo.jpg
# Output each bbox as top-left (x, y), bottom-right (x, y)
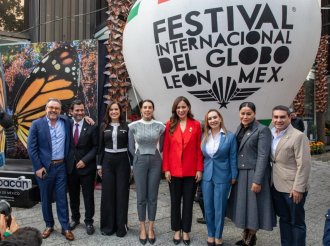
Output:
top-left (128, 99), bottom-right (165, 245)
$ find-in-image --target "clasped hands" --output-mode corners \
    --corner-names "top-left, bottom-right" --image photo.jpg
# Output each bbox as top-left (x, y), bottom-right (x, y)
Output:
top-left (0, 214), bottom-right (19, 240)
top-left (165, 171), bottom-right (202, 183)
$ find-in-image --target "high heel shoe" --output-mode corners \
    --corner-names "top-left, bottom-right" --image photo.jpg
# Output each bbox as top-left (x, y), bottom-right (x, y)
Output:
top-left (173, 237), bottom-right (181, 245)
top-left (139, 237), bottom-right (147, 245)
top-left (182, 233), bottom-right (190, 245)
top-left (148, 230), bottom-right (156, 245)
top-left (173, 231), bottom-right (181, 245)
top-left (139, 231), bottom-right (147, 245)
top-left (148, 236), bottom-right (156, 245)
top-left (183, 239), bottom-right (190, 245)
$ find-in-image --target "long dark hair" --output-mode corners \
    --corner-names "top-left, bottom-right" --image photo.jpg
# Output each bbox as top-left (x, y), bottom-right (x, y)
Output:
top-left (102, 102), bottom-right (125, 130)
top-left (169, 96), bottom-right (194, 135)
top-left (239, 101), bottom-right (256, 113)
top-left (139, 99), bottom-right (155, 120)
top-left (140, 99), bottom-right (155, 110)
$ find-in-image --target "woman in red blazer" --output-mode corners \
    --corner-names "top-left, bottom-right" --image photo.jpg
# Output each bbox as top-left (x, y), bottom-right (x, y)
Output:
top-left (163, 96), bottom-right (203, 246)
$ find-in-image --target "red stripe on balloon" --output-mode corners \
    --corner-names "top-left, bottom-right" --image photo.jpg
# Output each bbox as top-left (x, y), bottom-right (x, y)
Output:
top-left (158, 0), bottom-right (169, 4)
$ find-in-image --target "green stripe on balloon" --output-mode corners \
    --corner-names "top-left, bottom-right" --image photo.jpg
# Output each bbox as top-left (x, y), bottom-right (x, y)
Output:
top-left (127, 1), bottom-right (141, 23)
top-left (258, 119), bottom-right (272, 126)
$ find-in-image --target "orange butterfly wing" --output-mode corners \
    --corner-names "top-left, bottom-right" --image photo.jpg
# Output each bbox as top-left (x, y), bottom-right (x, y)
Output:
top-left (12, 45), bottom-right (79, 148)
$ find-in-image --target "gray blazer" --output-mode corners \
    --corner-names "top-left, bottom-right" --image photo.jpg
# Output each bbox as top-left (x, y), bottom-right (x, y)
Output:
top-left (236, 121), bottom-right (272, 185)
top-left (271, 124), bottom-right (311, 193)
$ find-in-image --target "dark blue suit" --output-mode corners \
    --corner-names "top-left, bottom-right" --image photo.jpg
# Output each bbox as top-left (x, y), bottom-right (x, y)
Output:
top-left (202, 131), bottom-right (237, 239)
top-left (27, 115), bottom-right (71, 230)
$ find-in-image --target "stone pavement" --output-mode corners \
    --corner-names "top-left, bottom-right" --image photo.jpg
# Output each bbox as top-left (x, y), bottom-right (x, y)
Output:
top-left (12, 153), bottom-right (330, 246)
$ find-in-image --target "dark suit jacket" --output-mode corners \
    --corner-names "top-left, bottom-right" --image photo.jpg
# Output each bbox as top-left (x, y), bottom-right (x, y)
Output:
top-left (27, 115), bottom-right (71, 172)
top-left (67, 120), bottom-right (97, 175)
top-left (236, 121), bottom-right (272, 185)
top-left (291, 117), bottom-right (305, 132)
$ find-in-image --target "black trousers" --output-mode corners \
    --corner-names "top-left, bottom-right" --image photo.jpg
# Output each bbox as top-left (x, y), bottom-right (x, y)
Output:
top-left (169, 177), bottom-right (197, 233)
top-left (68, 168), bottom-right (95, 225)
top-left (100, 152), bottom-right (130, 237)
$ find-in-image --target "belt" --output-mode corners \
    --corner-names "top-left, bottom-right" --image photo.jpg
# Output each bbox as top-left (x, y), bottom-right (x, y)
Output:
top-left (104, 148), bottom-right (127, 153)
top-left (51, 159), bottom-right (64, 165)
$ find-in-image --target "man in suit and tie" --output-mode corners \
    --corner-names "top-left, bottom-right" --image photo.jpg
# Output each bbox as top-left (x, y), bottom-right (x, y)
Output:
top-left (67, 99), bottom-right (97, 235)
top-left (27, 98), bottom-right (74, 241)
top-left (271, 105), bottom-right (311, 246)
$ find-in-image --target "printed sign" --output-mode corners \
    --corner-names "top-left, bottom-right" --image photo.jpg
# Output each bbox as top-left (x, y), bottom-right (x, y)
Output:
top-left (0, 177), bottom-right (32, 190)
top-left (123, 0), bottom-right (321, 128)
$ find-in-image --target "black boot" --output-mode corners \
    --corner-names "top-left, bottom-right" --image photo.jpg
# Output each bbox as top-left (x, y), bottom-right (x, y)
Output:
top-left (245, 232), bottom-right (257, 246)
top-left (235, 229), bottom-right (249, 245)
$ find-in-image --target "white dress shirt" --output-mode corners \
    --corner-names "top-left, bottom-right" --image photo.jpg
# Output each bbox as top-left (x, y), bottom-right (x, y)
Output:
top-left (73, 119), bottom-right (83, 138)
top-left (205, 128), bottom-right (225, 158)
top-left (271, 126), bottom-right (289, 157)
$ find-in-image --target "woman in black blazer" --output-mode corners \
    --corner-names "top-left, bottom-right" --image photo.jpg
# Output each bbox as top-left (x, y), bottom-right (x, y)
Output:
top-left (98, 102), bottom-right (131, 237)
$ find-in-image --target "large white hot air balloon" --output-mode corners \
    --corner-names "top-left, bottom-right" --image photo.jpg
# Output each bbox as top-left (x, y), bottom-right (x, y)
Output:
top-left (123, 0), bottom-right (321, 129)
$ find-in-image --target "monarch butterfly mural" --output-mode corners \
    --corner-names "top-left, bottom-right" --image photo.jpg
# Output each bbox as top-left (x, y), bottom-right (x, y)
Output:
top-left (0, 40), bottom-right (98, 159)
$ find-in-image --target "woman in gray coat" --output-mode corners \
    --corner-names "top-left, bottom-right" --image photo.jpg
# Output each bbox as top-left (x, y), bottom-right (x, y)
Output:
top-left (227, 102), bottom-right (276, 246)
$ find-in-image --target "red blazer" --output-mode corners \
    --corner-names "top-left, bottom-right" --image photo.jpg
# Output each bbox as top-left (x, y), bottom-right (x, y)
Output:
top-left (162, 118), bottom-right (203, 177)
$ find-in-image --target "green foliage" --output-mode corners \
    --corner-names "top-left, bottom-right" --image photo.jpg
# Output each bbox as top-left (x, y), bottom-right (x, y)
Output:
top-left (0, 0), bottom-right (24, 32)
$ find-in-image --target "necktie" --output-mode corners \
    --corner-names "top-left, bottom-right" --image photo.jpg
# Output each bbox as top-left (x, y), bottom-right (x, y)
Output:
top-left (73, 123), bottom-right (79, 145)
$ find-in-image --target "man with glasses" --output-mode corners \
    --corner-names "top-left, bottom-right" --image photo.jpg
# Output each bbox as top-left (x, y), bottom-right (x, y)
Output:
top-left (27, 98), bottom-right (74, 241)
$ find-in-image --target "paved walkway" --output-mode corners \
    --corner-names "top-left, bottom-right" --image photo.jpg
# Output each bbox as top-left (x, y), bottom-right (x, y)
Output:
top-left (12, 153), bottom-right (330, 245)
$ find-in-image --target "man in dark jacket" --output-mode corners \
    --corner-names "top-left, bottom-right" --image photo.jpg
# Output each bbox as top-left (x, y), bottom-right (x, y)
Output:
top-left (290, 109), bottom-right (305, 132)
top-left (67, 99), bottom-right (97, 235)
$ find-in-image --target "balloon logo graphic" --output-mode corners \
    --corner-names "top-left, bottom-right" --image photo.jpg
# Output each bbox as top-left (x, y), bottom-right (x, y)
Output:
top-left (123, 0), bottom-right (321, 128)
top-left (188, 77), bottom-right (260, 108)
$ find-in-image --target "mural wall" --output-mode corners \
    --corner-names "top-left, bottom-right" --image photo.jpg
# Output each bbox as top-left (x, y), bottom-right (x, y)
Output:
top-left (0, 40), bottom-right (98, 159)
